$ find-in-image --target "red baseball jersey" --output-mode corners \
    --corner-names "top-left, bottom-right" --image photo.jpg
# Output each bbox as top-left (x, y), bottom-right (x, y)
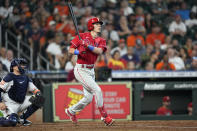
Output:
top-left (70, 32), bottom-right (107, 64)
top-left (156, 106), bottom-right (173, 116)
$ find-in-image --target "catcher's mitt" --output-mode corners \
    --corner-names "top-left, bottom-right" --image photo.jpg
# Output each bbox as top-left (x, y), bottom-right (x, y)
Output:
top-left (29, 92), bottom-right (45, 108)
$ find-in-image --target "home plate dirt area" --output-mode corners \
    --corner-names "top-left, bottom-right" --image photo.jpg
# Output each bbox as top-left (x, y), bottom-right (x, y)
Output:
top-left (1, 120), bottom-right (197, 131)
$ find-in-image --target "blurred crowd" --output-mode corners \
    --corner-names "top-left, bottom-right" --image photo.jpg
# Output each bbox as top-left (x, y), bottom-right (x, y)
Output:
top-left (1, 0), bottom-right (197, 75)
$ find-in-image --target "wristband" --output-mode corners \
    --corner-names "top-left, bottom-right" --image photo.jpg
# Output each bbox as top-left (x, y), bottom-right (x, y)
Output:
top-left (33, 89), bottom-right (40, 94)
top-left (74, 49), bottom-right (79, 55)
top-left (88, 45), bottom-right (95, 51)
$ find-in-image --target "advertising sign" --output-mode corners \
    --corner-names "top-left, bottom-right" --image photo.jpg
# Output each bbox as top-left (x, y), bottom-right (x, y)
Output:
top-left (52, 82), bottom-right (132, 121)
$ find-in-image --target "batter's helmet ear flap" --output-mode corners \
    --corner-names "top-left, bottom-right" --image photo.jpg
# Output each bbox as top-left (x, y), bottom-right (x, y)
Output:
top-left (87, 17), bottom-right (103, 31)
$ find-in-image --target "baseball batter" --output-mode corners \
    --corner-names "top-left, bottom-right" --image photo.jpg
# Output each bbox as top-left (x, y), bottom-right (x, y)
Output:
top-left (0, 58), bottom-right (44, 126)
top-left (65, 17), bottom-right (114, 126)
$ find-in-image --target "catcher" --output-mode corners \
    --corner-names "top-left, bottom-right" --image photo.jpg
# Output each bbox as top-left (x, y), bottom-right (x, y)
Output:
top-left (0, 58), bottom-right (45, 126)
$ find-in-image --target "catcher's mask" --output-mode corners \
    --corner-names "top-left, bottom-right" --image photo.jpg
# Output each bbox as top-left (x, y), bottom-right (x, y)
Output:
top-left (10, 58), bottom-right (28, 74)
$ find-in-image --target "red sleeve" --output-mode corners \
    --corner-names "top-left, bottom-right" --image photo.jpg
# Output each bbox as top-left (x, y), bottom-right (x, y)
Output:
top-left (95, 37), bottom-right (107, 53)
top-left (70, 34), bottom-right (82, 49)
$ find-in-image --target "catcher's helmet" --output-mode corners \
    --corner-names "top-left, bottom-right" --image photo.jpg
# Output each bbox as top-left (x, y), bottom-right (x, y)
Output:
top-left (10, 58), bottom-right (28, 74)
top-left (87, 17), bottom-right (103, 31)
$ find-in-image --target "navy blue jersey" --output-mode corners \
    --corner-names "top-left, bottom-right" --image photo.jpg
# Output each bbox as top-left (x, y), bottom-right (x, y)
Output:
top-left (3, 73), bottom-right (32, 103)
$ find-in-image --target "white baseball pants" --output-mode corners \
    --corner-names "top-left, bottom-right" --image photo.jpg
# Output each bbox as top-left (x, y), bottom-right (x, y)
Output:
top-left (69, 64), bottom-right (103, 114)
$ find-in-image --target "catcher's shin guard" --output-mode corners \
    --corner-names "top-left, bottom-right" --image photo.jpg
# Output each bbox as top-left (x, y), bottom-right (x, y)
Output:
top-left (20, 104), bottom-right (39, 120)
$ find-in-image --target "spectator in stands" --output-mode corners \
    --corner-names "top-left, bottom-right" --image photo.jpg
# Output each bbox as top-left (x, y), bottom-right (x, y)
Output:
top-left (4, 49), bottom-right (13, 71)
top-left (171, 38), bottom-right (181, 50)
top-left (116, 16), bottom-right (131, 39)
top-left (106, 13), bottom-right (115, 27)
top-left (54, 0), bottom-right (69, 17)
top-left (83, 7), bottom-right (94, 23)
top-left (160, 35), bottom-right (172, 50)
top-left (127, 26), bottom-right (145, 47)
top-left (175, 2), bottom-right (190, 21)
top-left (122, 46), bottom-right (140, 66)
top-left (185, 12), bottom-right (197, 29)
top-left (153, 40), bottom-right (165, 59)
top-left (179, 47), bottom-right (190, 68)
top-left (72, 0), bottom-right (86, 18)
top-left (47, 20), bottom-right (56, 32)
top-left (104, 0), bottom-right (118, 15)
top-left (146, 24), bottom-right (165, 46)
top-left (128, 14), bottom-right (136, 30)
top-left (126, 61), bottom-right (136, 70)
top-left (191, 1), bottom-right (197, 15)
top-left (0, 0), bottom-right (13, 19)
top-left (111, 39), bottom-right (127, 57)
top-left (145, 61), bottom-right (154, 71)
top-left (184, 38), bottom-right (193, 57)
top-left (140, 44), bottom-right (154, 69)
top-left (156, 96), bottom-right (173, 116)
top-left (188, 57), bottom-right (197, 70)
top-left (108, 50), bottom-right (125, 70)
top-left (54, 14), bottom-right (68, 33)
top-left (144, 13), bottom-right (154, 34)
top-left (0, 47), bottom-right (11, 71)
top-left (187, 102), bottom-right (192, 116)
top-left (169, 14), bottom-right (187, 39)
top-left (120, 0), bottom-right (134, 16)
top-left (156, 53), bottom-right (176, 71)
top-left (167, 47), bottom-right (185, 70)
top-left (102, 22), bottom-right (120, 42)
top-left (15, 12), bottom-right (30, 39)
top-left (8, 6), bottom-right (20, 25)
top-left (27, 19), bottom-right (44, 69)
top-left (46, 33), bottom-right (63, 70)
top-left (93, 0), bottom-right (105, 10)
top-left (135, 19), bottom-right (146, 36)
top-left (0, 60), bottom-right (8, 72)
top-left (135, 6), bottom-right (145, 27)
top-left (151, 0), bottom-right (168, 18)
top-left (0, 47), bottom-right (7, 63)
top-left (134, 39), bottom-right (146, 58)
top-left (95, 54), bottom-right (108, 69)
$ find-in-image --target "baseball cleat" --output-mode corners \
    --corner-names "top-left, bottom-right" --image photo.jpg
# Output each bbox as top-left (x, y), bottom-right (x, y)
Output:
top-left (65, 109), bottom-right (78, 124)
top-left (101, 116), bottom-right (114, 126)
top-left (18, 118), bottom-right (32, 126)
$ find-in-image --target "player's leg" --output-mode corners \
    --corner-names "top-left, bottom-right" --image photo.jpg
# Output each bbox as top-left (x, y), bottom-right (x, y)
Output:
top-left (66, 88), bottom-right (93, 123)
top-left (75, 68), bottom-right (114, 125)
top-left (68, 88), bottom-right (93, 114)
top-left (18, 95), bottom-right (39, 126)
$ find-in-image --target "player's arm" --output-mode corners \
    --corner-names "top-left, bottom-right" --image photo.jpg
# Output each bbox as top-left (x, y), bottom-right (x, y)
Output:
top-left (84, 39), bottom-right (106, 55)
top-left (87, 46), bottom-right (103, 55)
top-left (68, 47), bottom-right (80, 55)
top-left (28, 82), bottom-right (41, 95)
top-left (28, 81), bottom-right (45, 108)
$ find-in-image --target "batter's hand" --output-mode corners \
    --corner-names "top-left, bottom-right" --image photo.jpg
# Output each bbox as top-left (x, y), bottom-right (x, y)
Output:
top-left (0, 102), bottom-right (7, 110)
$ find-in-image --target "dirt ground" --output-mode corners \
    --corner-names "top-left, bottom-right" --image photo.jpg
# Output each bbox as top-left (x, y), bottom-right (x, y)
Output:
top-left (1, 120), bottom-right (197, 131)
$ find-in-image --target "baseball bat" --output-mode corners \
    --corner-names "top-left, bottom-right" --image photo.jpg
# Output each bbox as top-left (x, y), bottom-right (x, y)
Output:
top-left (67, 0), bottom-right (81, 40)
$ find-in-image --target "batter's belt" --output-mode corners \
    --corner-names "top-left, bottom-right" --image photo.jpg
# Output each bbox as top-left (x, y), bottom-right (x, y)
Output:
top-left (76, 64), bottom-right (94, 69)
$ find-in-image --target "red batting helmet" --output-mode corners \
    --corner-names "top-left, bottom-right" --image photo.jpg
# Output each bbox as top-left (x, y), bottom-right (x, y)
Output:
top-left (87, 17), bottom-right (103, 31)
